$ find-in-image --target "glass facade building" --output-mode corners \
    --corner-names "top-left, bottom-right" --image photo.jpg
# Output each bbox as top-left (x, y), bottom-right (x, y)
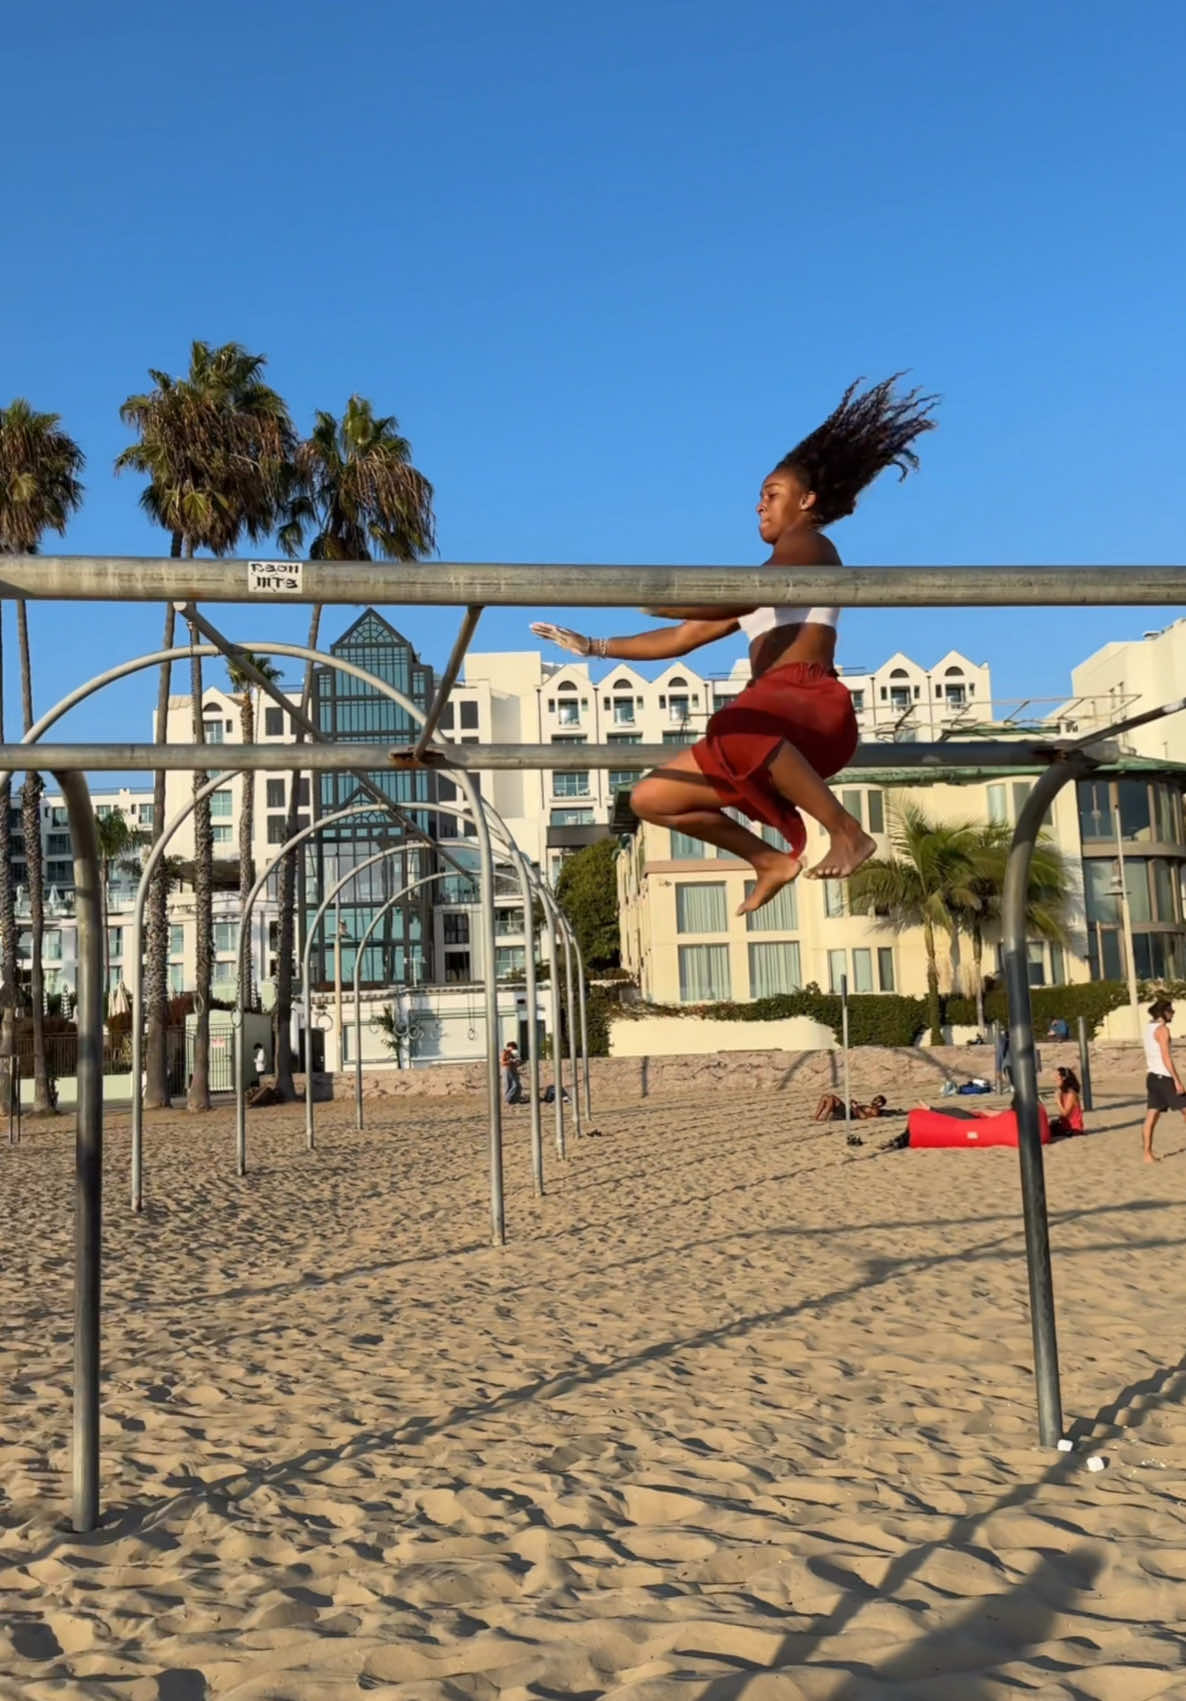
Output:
top-left (307, 610), bottom-right (442, 989)
top-left (1078, 774), bottom-right (1186, 982)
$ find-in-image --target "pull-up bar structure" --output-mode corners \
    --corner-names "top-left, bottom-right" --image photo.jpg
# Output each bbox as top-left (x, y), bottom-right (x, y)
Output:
top-left (8, 552), bottom-right (1186, 1536)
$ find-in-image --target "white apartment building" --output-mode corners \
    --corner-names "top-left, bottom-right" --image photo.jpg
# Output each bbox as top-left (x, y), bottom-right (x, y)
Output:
top-left (1070, 620), bottom-right (1186, 763)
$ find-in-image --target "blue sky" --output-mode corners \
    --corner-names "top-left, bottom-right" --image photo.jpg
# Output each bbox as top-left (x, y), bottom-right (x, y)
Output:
top-left (3, 0), bottom-right (1185, 751)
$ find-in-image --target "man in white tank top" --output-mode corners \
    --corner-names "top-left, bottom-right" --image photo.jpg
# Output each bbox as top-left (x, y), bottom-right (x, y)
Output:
top-left (1142, 997), bottom-right (1186, 1162)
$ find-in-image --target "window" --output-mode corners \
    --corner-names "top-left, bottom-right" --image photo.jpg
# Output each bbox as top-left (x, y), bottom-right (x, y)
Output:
top-left (890, 689), bottom-right (910, 712)
top-left (867, 790), bottom-right (885, 835)
top-left (495, 907), bottom-right (522, 937)
top-left (212, 824), bottom-right (233, 845)
top-left (877, 947), bottom-right (895, 991)
top-left (443, 913), bottom-right (470, 945)
top-left (663, 729), bottom-right (696, 744)
top-left (1117, 779), bottom-right (1153, 843)
top-left (608, 771), bottom-right (637, 793)
top-left (849, 690), bottom-right (865, 712)
top-left (827, 949), bottom-right (848, 993)
top-left (169, 925), bottom-right (184, 957)
top-left (210, 921), bottom-right (235, 955)
top-left (841, 790), bottom-right (863, 826)
top-left (107, 927), bottom-right (123, 958)
top-left (266, 779), bottom-right (285, 808)
top-left (168, 963), bottom-right (185, 995)
top-left (1077, 779), bottom-right (1114, 842)
top-left (496, 945), bottom-right (526, 979)
top-left (946, 685), bottom-right (966, 707)
top-left (744, 881), bottom-right (798, 931)
top-left (668, 696), bottom-right (690, 724)
top-left (203, 718), bottom-right (225, 744)
top-left (557, 700), bottom-right (581, 726)
top-left (267, 815), bottom-right (288, 844)
top-left (1012, 781), bottom-right (1034, 818)
top-left (612, 700), bottom-right (636, 725)
top-left (823, 880), bottom-right (846, 918)
top-left (678, 944), bottom-right (730, 1002)
top-left (459, 701), bottom-right (479, 730)
top-left (554, 772), bottom-right (590, 798)
top-left (748, 940), bottom-right (802, 996)
top-left (139, 803), bottom-right (154, 827)
top-left (1027, 942), bottom-right (1046, 987)
top-left (444, 951), bottom-right (471, 982)
top-left (551, 734), bottom-right (587, 744)
top-left (551, 807), bottom-right (594, 826)
top-left (51, 807), bottom-right (68, 826)
top-left (675, 882), bottom-right (727, 933)
top-left (44, 930), bottom-right (62, 962)
top-left (1049, 942), bottom-right (1066, 985)
top-left (264, 707), bottom-right (285, 736)
top-left (438, 701), bottom-right (454, 730)
top-left (851, 947), bottom-right (873, 993)
top-left (670, 831), bottom-right (709, 860)
top-left (987, 783), bottom-right (1008, 826)
top-left (211, 789), bottom-right (233, 817)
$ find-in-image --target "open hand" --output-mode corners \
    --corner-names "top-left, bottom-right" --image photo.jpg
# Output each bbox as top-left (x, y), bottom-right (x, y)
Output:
top-left (530, 621), bottom-right (591, 656)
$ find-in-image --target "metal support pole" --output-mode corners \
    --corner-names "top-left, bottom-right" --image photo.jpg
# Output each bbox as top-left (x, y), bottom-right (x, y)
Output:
top-left (130, 768), bottom-right (234, 1211)
top-left (543, 901), bottom-right (565, 1159)
top-left (1114, 816), bottom-right (1142, 1039)
top-left (841, 975), bottom-right (851, 1137)
top-left (558, 915), bottom-right (582, 1142)
top-left (414, 606), bottom-right (483, 756)
top-left (233, 800), bottom-right (384, 1174)
top-left (501, 844), bottom-right (544, 1195)
top-left (1003, 754), bottom-right (1089, 1447)
top-left (1077, 1015), bottom-right (1094, 1112)
top-left (464, 781), bottom-right (505, 1246)
top-left (570, 929), bottom-right (593, 1119)
top-left (58, 772), bottom-right (102, 1533)
top-left (303, 847), bottom-right (406, 1151)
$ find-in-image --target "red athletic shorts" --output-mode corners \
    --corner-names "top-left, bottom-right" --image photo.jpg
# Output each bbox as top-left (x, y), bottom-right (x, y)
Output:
top-left (689, 661), bottom-right (859, 858)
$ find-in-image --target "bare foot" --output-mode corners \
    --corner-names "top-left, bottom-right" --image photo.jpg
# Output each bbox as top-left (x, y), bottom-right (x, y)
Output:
top-left (1144, 1151), bottom-right (1159, 1164)
top-left (737, 853), bottom-right (802, 915)
top-left (808, 824), bottom-right (878, 880)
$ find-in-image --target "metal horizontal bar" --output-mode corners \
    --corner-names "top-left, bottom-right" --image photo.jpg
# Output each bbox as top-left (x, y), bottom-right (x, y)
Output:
top-left (0, 738), bottom-right (1118, 774)
top-left (2, 556), bottom-right (1186, 608)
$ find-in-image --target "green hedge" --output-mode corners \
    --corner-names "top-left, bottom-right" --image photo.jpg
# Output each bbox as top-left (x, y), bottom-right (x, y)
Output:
top-left (943, 979), bottom-right (1129, 1038)
top-left (604, 978), bottom-right (1136, 1047)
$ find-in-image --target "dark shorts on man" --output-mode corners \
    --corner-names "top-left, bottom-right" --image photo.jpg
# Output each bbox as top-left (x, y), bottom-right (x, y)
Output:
top-left (1146, 1072), bottom-right (1186, 1111)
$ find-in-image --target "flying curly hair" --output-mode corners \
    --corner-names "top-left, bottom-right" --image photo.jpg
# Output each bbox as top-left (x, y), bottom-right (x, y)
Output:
top-left (777, 375), bottom-right (939, 526)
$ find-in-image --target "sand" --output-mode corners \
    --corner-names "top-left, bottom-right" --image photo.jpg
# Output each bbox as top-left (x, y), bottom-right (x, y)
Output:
top-left (2, 1078), bottom-right (1186, 1699)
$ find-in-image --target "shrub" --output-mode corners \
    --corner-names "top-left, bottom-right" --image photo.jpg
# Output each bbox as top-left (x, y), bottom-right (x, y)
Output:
top-left (943, 980), bottom-right (1128, 1038)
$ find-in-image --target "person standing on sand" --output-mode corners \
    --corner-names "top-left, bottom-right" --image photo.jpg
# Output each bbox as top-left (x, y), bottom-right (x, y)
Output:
top-left (531, 376), bottom-right (937, 914)
top-left (1142, 997), bottom-right (1186, 1163)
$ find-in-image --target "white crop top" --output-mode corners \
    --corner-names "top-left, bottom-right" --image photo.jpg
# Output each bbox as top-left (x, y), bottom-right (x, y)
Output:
top-left (738, 605), bottom-right (840, 640)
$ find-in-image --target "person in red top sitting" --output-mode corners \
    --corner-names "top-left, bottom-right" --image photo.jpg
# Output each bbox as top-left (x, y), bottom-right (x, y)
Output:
top-left (1050, 1066), bottom-right (1085, 1136)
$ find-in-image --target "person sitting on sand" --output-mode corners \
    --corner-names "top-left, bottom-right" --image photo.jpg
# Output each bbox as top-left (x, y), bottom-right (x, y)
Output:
top-left (814, 1092), bottom-right (891, 1122)
top-left (1049, 1066), bottom-right (1085, 1137)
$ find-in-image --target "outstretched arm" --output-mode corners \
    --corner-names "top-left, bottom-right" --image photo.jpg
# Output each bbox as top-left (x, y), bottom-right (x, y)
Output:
top-left (530, 616), bottom-right (740, 661)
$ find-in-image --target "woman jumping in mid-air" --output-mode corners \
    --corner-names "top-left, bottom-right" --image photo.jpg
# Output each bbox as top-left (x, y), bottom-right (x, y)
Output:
top-left (532, 376), bottom-right (938, 914)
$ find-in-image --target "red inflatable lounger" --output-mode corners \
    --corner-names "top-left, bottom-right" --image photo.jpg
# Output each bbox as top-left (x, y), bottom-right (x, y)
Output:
top-left (907, 1104), bottom-right (1051, 1149)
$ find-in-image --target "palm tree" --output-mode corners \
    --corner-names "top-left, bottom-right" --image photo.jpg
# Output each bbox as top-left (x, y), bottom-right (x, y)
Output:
top-left (95, 809), bottom-right (146, 1009)
top-left (226, 651), bottom-right (281, 1010)
top-left (270, 396), bottom-right (435, 1097)
top-left (0, 400), bottom-right (85, 1112)
top-left (953, 822), bottom-right (1073, 1030)
top-left (849, 804), bottom-right (977, 1045)
top-left (117, 343), bottom-right (293, 1110)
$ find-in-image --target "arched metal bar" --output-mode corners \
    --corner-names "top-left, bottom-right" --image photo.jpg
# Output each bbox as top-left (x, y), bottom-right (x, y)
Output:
top-left (232, 800), bottom-right (393, 1175)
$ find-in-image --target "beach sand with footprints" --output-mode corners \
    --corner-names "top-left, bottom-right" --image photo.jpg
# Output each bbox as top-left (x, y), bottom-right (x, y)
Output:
top-left (2, 1077), bottom-right (1186, 1698)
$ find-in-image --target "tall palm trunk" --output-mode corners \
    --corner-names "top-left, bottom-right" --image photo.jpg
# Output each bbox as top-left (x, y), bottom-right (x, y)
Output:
top-left (922, 915), bottom-right (942, 1046)
top-left (273, 606), bottom-right (320, 1098)
top-left (144, 553), bottom-right (179, 1109)
top-left (16, 603), bottom-right (50, 1111)
top-left (972, 922), bottom-right (986, 1033)
top-left (187, 612), bottom-right (212, 1111)
top-left (0, 605), bottom-right (15, 1117)
top-left (237, 690), bottom-right (256, 1011)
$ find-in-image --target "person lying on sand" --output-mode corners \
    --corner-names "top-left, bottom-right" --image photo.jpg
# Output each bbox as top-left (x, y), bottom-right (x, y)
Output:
top-left (814, 1092), bottom-right (896, 1122)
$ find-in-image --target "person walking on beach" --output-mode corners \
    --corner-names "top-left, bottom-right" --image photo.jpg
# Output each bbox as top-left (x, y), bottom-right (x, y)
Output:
top-left (1142, 998), bottom-right (1186, 1162)
top-left (531, 376), bottom-right (937, 913)
top-left (501, 1041), bottom-right (523, 1105)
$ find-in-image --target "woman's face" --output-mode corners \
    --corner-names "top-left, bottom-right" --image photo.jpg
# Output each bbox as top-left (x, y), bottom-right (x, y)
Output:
top-left (757, 469), bottom-right (813, 543)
